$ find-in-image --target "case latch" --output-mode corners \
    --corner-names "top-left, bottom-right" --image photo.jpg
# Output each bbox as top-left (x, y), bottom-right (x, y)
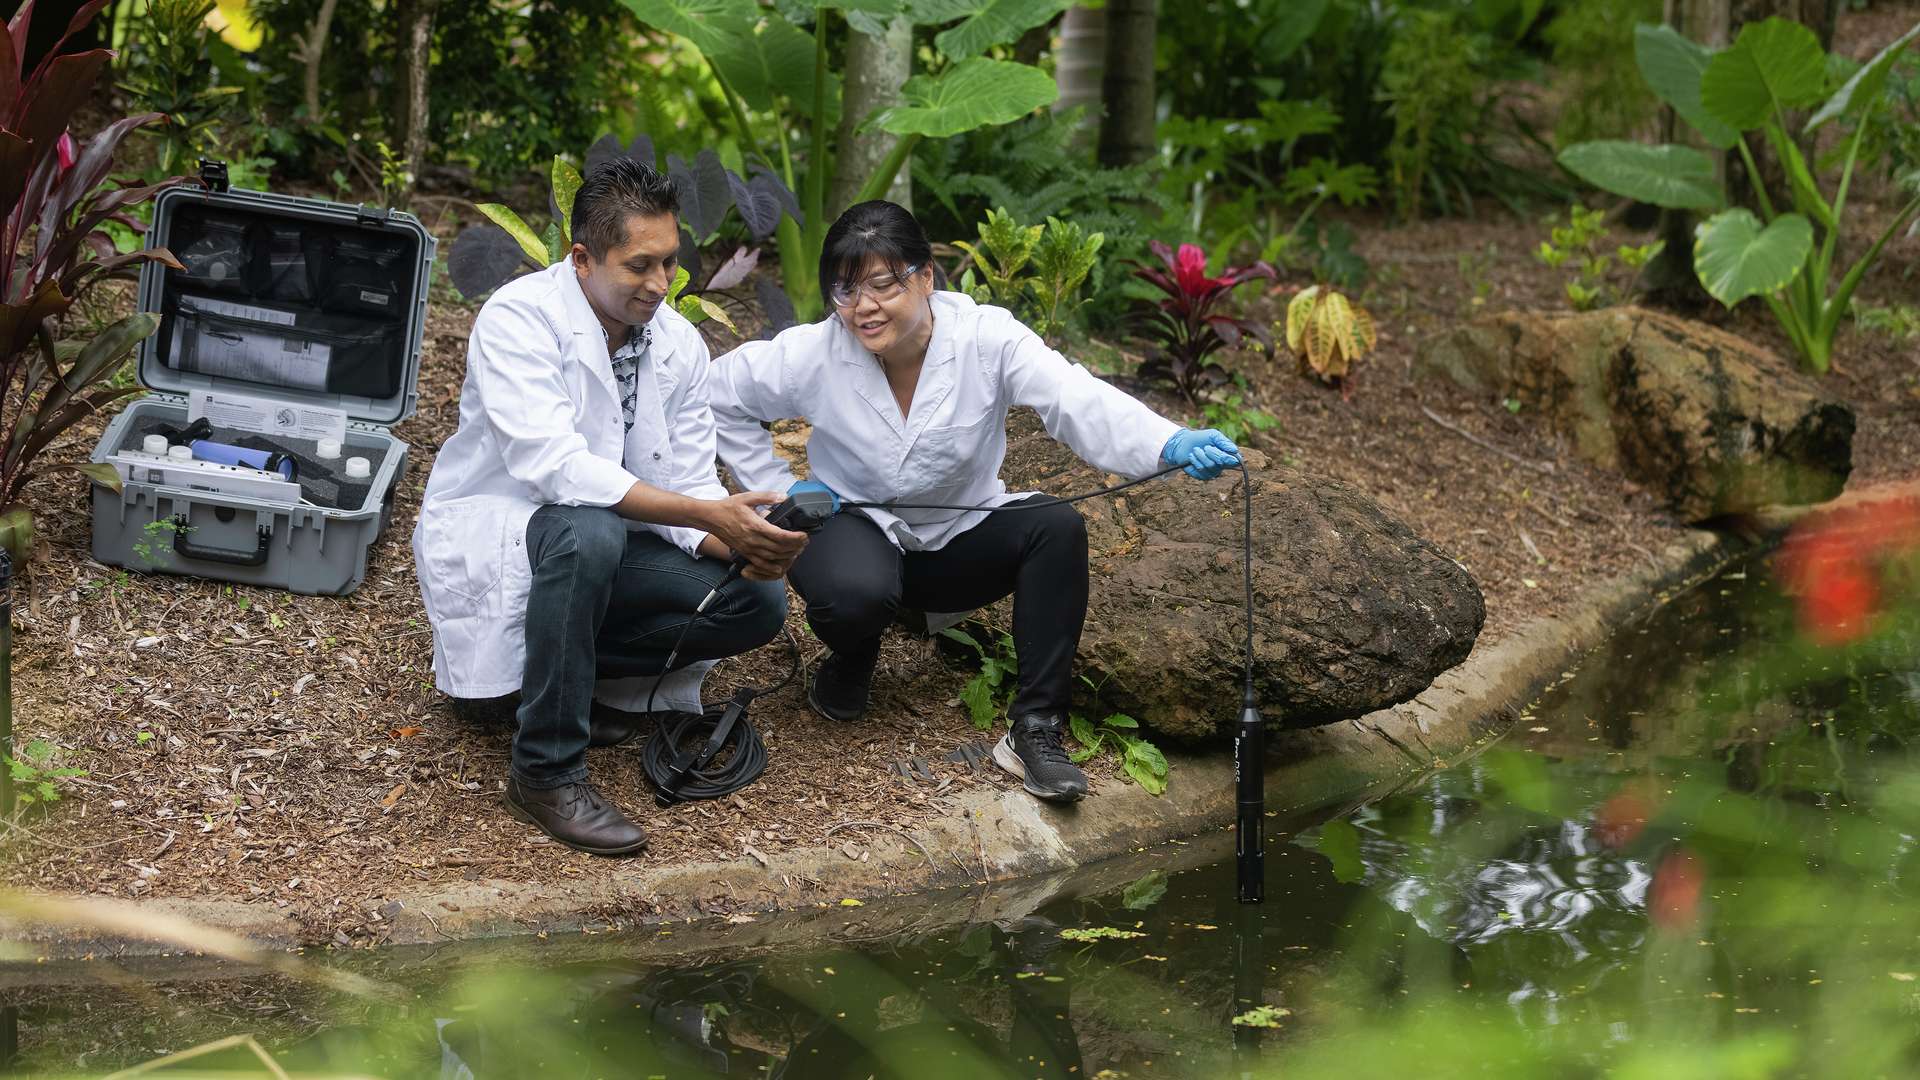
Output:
top-left (198, 159), bottom-right (229, 193)
top-left (356, 204), bottom-right (394, 227)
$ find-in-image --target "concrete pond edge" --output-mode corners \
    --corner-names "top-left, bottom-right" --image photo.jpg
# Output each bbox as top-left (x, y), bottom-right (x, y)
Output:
top-left (2, 521), bottom-right (1768, 967)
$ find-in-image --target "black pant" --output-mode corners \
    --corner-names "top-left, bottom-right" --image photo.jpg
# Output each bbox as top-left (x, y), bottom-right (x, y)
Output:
top-left (514, 504), bottom-right (787, 788)
top-left (787, 497), bottom-right (1088, 717)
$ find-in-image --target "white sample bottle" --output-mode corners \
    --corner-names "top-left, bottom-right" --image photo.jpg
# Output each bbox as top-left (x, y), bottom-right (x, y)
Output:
top-left (344, 456), bottom-right (371, 479)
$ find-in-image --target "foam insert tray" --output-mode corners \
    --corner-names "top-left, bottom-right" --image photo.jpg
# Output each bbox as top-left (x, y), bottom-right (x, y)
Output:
top-left (118, 414), bottom-right (392, 511)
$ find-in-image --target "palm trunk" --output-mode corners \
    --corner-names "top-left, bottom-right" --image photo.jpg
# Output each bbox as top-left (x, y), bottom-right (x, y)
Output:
top-left (1097, 0), bottom-right (1157, 168)
top-left (392, 0), bottom-right (440, 207)
top-left (828, 14), bottom-right (913, 217)
top-left (1054, 5), bottom-right (1106, 144)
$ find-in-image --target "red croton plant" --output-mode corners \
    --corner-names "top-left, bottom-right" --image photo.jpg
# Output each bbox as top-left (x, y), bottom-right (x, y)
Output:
top-left (1127, 240), bottom-right (1274, 402)
top-left (2, 0), bottom-right (192, 562)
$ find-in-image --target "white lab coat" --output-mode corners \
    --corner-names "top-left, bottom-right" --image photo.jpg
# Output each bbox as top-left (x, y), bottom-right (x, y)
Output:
top-left (412, 260), bottom-right (725, 708)
top-left (711, 291), bottom-right (1181, 551)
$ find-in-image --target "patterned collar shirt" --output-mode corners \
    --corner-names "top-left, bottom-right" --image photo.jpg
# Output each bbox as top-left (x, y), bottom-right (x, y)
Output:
top-left (607, 323), bottom-right (653, 436)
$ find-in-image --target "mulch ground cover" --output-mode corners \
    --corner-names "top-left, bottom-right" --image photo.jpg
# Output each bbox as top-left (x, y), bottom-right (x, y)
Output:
top-left (4, 7), bottom-right (1916, 947)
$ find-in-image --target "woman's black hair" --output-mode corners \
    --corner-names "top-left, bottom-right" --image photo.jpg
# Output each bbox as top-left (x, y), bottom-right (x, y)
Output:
top-left (817, 200), bottom-right (934, 317)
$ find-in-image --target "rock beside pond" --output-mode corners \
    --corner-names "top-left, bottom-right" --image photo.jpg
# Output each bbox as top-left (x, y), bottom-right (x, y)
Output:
top-left (1416, 307), bottom-right (1854, 522)
top-left (997, 419), bottom-right (1485, 740)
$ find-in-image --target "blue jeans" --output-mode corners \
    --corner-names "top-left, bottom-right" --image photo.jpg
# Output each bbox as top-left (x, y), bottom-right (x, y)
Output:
top-left (513, 504), bottom-right (786, 789)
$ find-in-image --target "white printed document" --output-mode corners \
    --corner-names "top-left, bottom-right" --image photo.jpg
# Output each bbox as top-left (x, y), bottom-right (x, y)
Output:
top-left (189, 389), bottom-right (349, 444)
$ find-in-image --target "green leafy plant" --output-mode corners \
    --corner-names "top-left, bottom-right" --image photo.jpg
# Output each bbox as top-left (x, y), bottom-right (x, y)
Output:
top-left (1558, 19), bottom-right (1920, 373)
top-left (116, 0), bottom-right (244, 177)
top-left (1853, 303), bottom-right (1920, 341)
top-left (1067, 709), bottom-right (1169, 795)
top-left (1830, 49), bottom-right (1920, 187)
top-left (615, 0), bottom-right (1062, 322)
top-left (2, 2), bottom-right (195, 562)
top-left (1457, 241), bottom-right (1497, 311)
top-left (939, 626), bottom-right (1019, 730)
top-left (953, 208), bottom-right (1042, 309)
top-left (131, 518), bottom-right (189, 568)
top-left (952, 208), bottom-right (1104, 344)
top-left (5, 739), bottom-right (87, 810)
top-left (1199, 390), bottom-right (1279, 445)
top-left (1534, 202), bottom-right (1664, 311)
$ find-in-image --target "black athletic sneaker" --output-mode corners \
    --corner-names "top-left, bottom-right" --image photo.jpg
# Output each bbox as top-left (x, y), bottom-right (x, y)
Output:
top-left (993, 713), bottom-right (1088, 802)
top-left (807, 649), bottom-right (875, 722)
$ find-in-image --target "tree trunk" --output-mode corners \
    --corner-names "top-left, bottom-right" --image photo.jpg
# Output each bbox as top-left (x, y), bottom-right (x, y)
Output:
top-left (1096, 0), bottom-right (1156, 168)
top-left (828, 14), bottom-right (913, 216)
top-left (1054, 5), bottom-right (1106, 144)
top-left (300, 0), bottom-right (340, 125)
top-left (391, 0), bottom-right (439, 207)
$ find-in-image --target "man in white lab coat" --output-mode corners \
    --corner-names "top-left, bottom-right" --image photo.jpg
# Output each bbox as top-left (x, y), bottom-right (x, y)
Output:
top-left (413, 159), bottom-right (808, 856)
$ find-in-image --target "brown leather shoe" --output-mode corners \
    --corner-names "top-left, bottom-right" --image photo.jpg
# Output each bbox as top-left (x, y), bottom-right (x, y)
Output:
top-left (503, 778), bottom-right (648, 856)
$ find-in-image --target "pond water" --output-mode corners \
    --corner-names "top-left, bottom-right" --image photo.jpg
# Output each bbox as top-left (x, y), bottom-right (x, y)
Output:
top-left (8, 546), bottom-right (1920, 1077)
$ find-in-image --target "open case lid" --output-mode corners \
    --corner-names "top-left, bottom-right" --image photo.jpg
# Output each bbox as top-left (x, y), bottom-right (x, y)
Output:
top-left (135, 184), bottom-right (437, 428)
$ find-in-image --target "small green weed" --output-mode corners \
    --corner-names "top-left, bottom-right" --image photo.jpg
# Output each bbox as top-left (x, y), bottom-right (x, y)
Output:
top-left (1534, 203), bottom-right (1662, 311)
top-left (131, 518), bottom-right (188, 568)
top-left (1059, 926), bottom-right (1148, 943)
top-left (1854, 303), bottom-right (1920, 341)
top-left (1200, 386), bottom-right (1280, 445)
top-left (5, 740), bottom-right (88, 809)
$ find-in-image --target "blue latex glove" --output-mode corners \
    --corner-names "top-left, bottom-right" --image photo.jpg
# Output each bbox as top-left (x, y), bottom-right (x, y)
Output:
top-left (1161, 428), bottom-right (1242, 481)
top-left (787, 478), bottom-right (841, 514)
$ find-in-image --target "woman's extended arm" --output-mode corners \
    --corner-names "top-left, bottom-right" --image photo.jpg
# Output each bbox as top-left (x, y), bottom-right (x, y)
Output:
top-left (994, 310), bottom-right (1183, 479)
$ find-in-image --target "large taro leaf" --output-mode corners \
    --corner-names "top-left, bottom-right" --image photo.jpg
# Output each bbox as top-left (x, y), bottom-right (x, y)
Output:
top-left (756, 275), bottom-right (799, 337)
top-left (1557, 141), bottom-right (1724, 210)
top-left (1634, 23), bottom-right (1738, 150)
top-left (616, 0), bottom-right (755, 58)
top-left (709, 14), bottom-right (832, 115)
top-left (668, 149), bottom-right (734, 239)
top-left (1692, 208), bottom-right (1812, 307)
top-left (871, 57), bottom-right (1057, 138)
top-left (705, 245), bottom-right (760, 291)
top-left (1700, 17), bottom-right (1826, 132)
top-left (585, 133), bottom-right (659, 176)
top-left (1806, 20), bottom-right (1920, 133)
top-left (678, 228), bottom-right (703, 286)
top-left (449, 223), bottom-right (534, 299)
top-left (913, 0), bottom-right (1073, 61)
top-left (726, 167), bottom-right (792, 239)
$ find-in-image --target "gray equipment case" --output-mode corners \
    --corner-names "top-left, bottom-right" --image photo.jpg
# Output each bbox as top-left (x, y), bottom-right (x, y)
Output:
top-left (88, 177), bottom-right (434, 595)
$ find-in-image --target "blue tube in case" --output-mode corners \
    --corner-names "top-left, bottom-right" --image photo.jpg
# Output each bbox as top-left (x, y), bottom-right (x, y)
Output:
top-left (189, 439), bottom-right (298, 481)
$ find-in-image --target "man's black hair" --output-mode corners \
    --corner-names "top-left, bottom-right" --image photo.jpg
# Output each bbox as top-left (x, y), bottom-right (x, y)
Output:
top-left (573, 157), bottom-right (680, 258)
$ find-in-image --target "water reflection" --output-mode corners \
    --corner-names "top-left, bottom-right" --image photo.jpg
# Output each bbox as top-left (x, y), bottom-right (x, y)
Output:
top-left (14, 551), bottom-right (1920, 1075)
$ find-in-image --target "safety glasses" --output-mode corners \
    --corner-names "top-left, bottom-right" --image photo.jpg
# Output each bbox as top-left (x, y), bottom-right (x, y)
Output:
top-left (829, 264), bottom-right (922, 308)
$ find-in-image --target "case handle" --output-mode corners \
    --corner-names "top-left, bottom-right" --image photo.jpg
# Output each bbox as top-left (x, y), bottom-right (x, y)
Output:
top-left (170, 514), bottom-right (271, 567)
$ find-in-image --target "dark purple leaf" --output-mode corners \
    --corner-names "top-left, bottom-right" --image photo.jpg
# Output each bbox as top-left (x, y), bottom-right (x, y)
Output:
top-left (0, 130), bottom-right (28, 226)
top-left (0, 17), bottom-right (19, 126)
top-left (588, 133), bottom-right (657, 175)
top-left (756, 276), bottom-right (798, 338)
top-left (725, 169), bottom-right (785, 240)
top-left (749, 165), bottom-right (802, 228)
top-left (677, 228), bottom-right (702, 286)
top-left (448, 222), bottom-right (533, 299)
top-left (705, 245), bottom-right (759, 292)
top-left (669, 149), bottom-right (733, 239)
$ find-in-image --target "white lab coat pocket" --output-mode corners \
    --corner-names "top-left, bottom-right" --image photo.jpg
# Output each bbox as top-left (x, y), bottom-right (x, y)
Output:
top-left (418, 498), bottom-right (508, 614)
top-left (906, 410), bottom-right (1000, 492)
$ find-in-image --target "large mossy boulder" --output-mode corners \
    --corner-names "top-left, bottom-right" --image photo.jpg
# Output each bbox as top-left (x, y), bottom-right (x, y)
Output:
top-left (997, 417), bottom-right (1485, 741)
top-left (1416, 307), bottom-right (1854, 522)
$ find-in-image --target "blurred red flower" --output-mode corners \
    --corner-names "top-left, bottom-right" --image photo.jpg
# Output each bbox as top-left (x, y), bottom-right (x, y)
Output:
top-left (1776, 496), bottom-right (1920, 646)
top-left (1648, 848), bottom-right (1705, 932)
top-left (1173, 243), bottom-right (1225, 297)
top-left (1594, 787), bottom-right (1656, 850)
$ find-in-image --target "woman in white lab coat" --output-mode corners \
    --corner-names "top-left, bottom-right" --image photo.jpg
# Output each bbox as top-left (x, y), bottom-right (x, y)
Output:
top-left (712, 201), bottom-right (1241, 802)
